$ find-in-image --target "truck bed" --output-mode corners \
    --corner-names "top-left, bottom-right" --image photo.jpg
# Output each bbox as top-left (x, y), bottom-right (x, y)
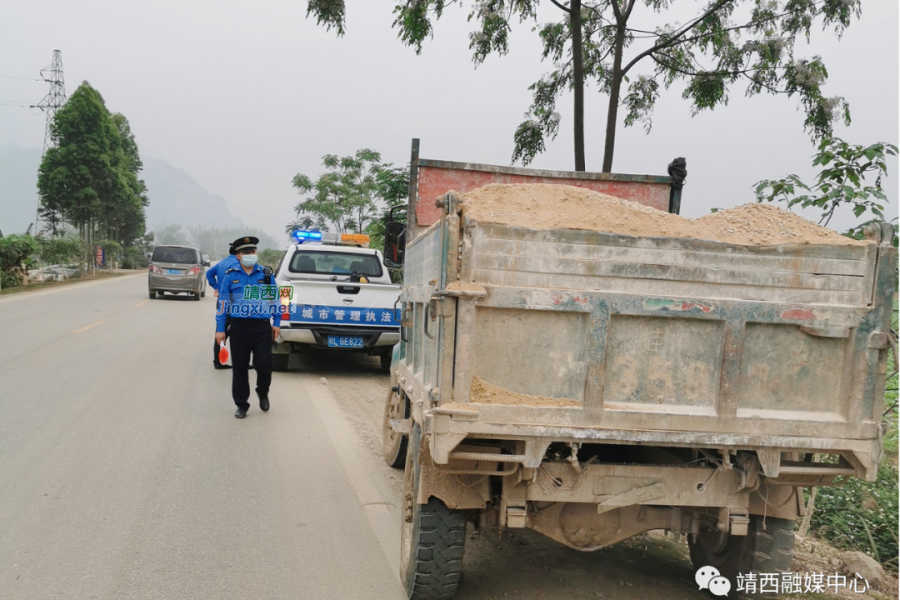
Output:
top-left (396, 196), bottom-right (896, 482)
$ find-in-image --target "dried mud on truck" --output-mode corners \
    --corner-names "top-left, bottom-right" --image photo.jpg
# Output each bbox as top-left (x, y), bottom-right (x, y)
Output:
top-left (379, 156), bottom-right (897, 600)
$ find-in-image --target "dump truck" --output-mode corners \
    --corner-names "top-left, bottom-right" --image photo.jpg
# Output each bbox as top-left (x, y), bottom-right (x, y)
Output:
top-left (380, 140), bottom-right (897, 599)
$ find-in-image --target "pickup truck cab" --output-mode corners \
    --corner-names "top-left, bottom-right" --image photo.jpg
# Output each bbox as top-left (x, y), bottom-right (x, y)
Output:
top-left (272, 231), bottom-right (401, 372)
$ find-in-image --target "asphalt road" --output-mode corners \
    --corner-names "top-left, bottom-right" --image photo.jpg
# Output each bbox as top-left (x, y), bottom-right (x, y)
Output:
top-left (0, 273), bottom-right (715, 600)
top-left (0, 274), bottom-right (404, 600)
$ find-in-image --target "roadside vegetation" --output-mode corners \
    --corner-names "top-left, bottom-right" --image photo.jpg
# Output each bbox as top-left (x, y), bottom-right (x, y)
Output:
top-left (0, 81), bottom-right (152, 291)
top-left (801, 302), bottom-right (899, 574)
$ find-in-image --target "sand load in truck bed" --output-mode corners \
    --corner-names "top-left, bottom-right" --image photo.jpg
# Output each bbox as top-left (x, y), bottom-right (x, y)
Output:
top-left (459, 184), bottom-right (868, 246)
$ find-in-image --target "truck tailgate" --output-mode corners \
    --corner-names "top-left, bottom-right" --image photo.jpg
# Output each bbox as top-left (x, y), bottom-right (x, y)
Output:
top-left (397, 205), bottom-right (897, 480)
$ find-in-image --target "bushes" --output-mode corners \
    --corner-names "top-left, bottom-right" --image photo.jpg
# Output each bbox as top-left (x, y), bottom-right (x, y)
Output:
top-left (37, 234), bottom-right (82, 266)
top-left (257, 248), bottom-right (284, 270)
top-left (808, 462), bottom-right (898, 569)
top-left (0, 234), bottom-right (40, 288)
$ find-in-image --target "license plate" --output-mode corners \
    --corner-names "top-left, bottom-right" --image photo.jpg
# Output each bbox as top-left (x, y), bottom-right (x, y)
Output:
top-left (166, 269), bottom-right (181, 275)
top-left (327, 336), bottom-right (363, 348)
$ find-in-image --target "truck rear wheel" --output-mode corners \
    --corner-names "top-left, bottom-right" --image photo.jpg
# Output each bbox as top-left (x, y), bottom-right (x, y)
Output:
top-left (688, 516), bottom-right (794, 598)
top-left (272, 354), bottom-right (289, 372)
top-left (380, 351), bottom-right (392, 373)
top-left (383, 387), bottom-right (409, 468)
top-left (400, 423), bottom-right (466, 600)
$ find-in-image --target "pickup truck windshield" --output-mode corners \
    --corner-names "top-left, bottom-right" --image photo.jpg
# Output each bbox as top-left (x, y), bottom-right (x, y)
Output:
top-left (287, 250), bottom-right (383, 278)
top-left (151, 246), bottom-right (199, 264)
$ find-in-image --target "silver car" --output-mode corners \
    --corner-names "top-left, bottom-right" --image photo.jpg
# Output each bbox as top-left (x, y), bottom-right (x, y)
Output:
top-left (148, 245), bottom-right (207, 300)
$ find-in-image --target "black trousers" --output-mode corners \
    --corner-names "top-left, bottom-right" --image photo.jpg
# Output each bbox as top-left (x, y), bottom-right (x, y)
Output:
top-left (213, 315), bottom-right (232, 366)
top-left (229, 318), bottom-right (273, 410)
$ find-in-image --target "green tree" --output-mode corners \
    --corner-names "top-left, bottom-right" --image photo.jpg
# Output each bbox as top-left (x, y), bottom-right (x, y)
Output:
top-left (291, 149), bottom-right (387, 234)
top-left (37, 234), bottom-right (82, 266)
top-left (755, 137), bottom-right (898, 240)
top-left (37, 82), bottom-right (148, 250)
top-left (0, 233), bottom-right (40, 288)
top-left (366, 165), bottom-right (410, 253)
top-left (309, 0), bottom-right (858, 173)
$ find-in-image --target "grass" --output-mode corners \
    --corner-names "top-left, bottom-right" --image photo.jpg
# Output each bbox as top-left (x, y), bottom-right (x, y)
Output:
top-left (807, 298), bottom-right (899, 572)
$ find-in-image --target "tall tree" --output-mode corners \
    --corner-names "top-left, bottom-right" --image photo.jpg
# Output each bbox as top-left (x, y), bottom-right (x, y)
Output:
top-left (37, 82), bottom-right (148, 249)
top-left (308, 0), bottom-right (859, 173)
top-left (291, 149), bottom-right (385, 234)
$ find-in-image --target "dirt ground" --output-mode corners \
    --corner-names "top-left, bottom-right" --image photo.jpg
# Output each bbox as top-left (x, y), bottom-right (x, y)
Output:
top-left (297, 351), bottom-right (897, 600)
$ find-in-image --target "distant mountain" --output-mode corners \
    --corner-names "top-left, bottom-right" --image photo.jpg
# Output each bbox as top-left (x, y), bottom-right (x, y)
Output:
top-left (0, 144), bottom-right (243, 235)
top-left (141, 155), bottom-right (243, 231)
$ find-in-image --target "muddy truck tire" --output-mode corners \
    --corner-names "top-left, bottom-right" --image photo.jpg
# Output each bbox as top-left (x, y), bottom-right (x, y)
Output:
top-left (688, 515), bottom-right (795, 598)
top-left (400, 423), bottom-right (466, 600)
top-left (383, 385), bottom-right (409, 468)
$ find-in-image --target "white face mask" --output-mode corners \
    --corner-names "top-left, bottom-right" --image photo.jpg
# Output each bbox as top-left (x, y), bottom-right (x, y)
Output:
top-left (240, 254), bottom-right (258, 267)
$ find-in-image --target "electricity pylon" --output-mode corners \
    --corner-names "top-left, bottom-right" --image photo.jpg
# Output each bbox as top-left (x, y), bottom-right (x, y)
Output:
top-left (33, 50), bottom-right (67, 234)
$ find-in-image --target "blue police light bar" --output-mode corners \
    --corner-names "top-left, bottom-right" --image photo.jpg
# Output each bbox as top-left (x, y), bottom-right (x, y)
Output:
top-left (291, 230), bottom-right (323, 244)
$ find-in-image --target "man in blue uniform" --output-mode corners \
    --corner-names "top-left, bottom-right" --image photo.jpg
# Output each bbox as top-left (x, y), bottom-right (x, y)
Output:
top-left (207, 244), bottom-right (240, 369)
top-left (215, 237), bottom-right (281, 418)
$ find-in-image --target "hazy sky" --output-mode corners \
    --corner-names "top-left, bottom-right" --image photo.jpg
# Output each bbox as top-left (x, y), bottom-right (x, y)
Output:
top-left (1, 0), bottom-right (897, 241)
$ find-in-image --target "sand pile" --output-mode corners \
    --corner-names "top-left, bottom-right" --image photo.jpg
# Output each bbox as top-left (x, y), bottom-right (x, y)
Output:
top-left (459, 184), bottom-right (867, 246)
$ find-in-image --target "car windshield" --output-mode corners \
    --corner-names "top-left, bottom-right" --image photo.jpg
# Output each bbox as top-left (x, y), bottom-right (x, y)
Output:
top-left (287, 250), bottom-right (382, 278)
top-left (151, 246), bottom-right (199, 264)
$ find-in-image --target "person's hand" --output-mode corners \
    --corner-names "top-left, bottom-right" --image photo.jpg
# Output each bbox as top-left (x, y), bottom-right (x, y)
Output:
top-left (272, 327), bottom-right (280, 341)
top-left (215, 332), bottom-right (226, 343)
top-left (214, 289), bottom-right (219, 297)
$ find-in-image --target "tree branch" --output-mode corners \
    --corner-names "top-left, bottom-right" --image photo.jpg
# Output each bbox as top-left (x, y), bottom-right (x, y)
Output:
top-left (548, 0), bottom-right (571, 13)
top-left (610, 0), bottom-right (623, 22)
top-left (624, 0), bottom-right (638, 20)
top-left (621, 0), bottom-right (732, 76)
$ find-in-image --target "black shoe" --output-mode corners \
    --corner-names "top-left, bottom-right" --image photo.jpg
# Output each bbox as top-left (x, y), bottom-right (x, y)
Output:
top-left (259, 393), bottom-right (270, 412)
top-left (234, 408), bottom-right (247, 419)
top-left (214, 364), bottom-right (233, 370)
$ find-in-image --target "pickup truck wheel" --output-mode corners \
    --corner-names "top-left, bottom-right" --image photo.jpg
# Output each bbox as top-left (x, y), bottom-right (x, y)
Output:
top-left (401, 423), bottom-right (466, 600)
top-left (383, 387), bottom-right (409, 468)
top-left (688, 516), bottom-right (794, 598)
top-left (272, 354), bottom-right (289, 372)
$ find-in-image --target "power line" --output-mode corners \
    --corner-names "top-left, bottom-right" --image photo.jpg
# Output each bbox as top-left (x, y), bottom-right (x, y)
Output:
top-left (0, 74), bottom-right (43, 81)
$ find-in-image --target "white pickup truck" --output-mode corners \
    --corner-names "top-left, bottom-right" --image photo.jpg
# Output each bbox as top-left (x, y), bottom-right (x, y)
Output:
top-left (272, 231), bottom-right (401, 372)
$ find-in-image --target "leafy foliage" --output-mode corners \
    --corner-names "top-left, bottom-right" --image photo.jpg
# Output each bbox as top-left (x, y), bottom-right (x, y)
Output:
top-left (36, 234), bottom-right (82, 266)
top-left (0, 234), bottom-right (40, 288)
top-left (808, 462), bottom-right (898, 570)
top-left (257, 249), bottom-right (285, 270)
top-left (755, 137), bottom-right (898, 233)
top-left (309, 1), bottom-right (862, 171)
top-left (37, 82), bottom-right (148, 247)
top-left (290, 150), bottom-right (408, 236)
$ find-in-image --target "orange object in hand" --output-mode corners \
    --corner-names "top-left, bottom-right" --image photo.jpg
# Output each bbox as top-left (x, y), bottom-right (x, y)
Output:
top-left (218, 341), bottom-right (229, 364)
